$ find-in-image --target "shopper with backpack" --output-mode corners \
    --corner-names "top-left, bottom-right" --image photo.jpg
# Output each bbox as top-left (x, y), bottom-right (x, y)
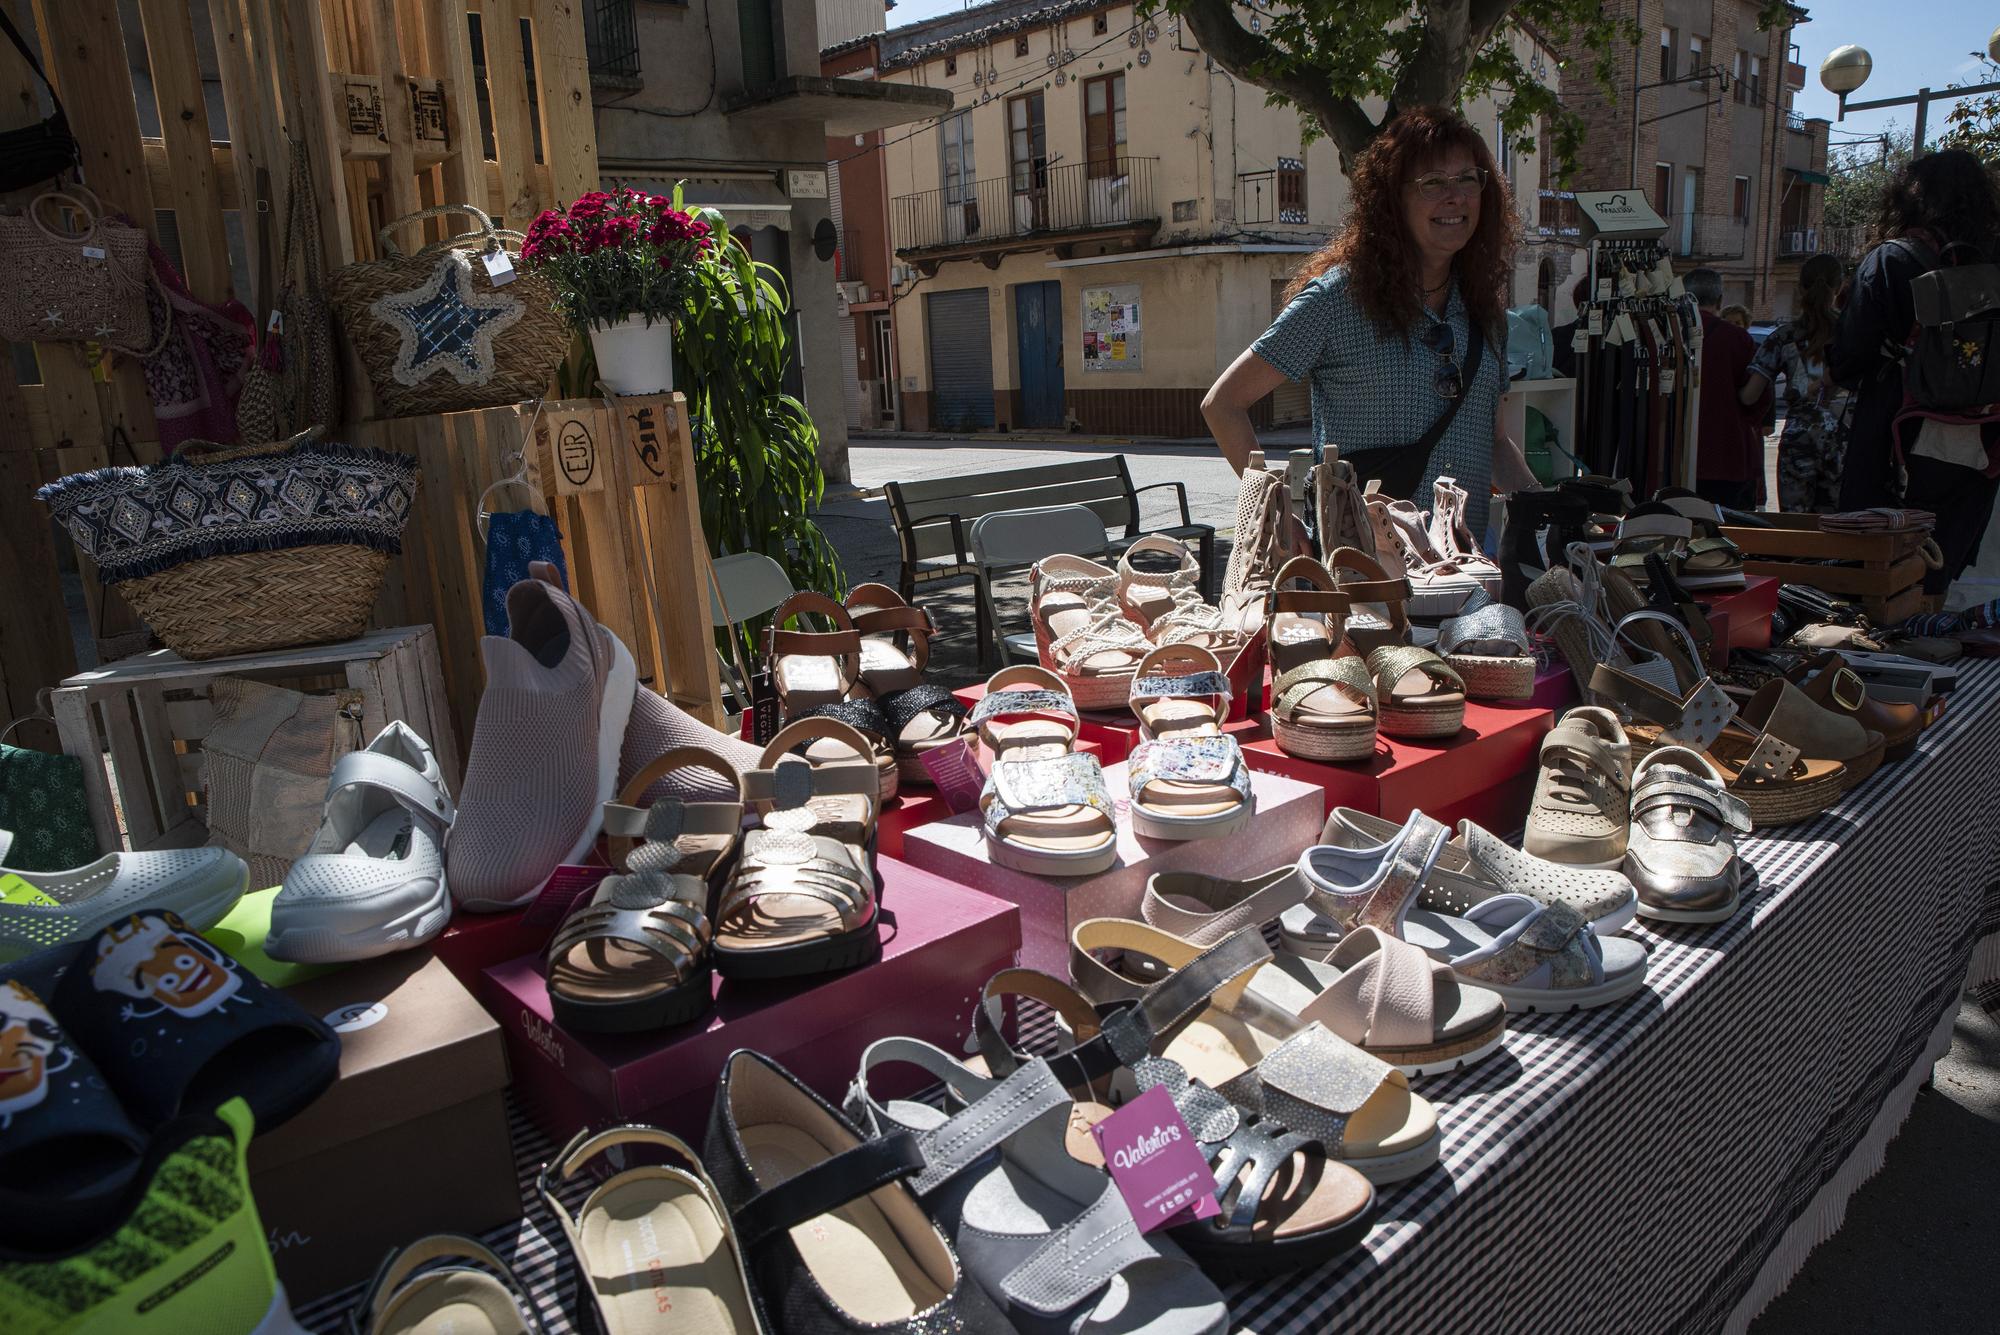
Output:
top-left (1829, 149), bottom-right (2000, 590)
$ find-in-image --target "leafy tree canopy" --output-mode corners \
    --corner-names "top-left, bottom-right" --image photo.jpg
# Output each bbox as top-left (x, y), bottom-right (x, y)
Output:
top-left (1938, 57), bottom-right (2000, 167)
top-left (1143, 0), bottom-right (1795, 175)
top-left (1824, 125), bottom-right (1911, 234)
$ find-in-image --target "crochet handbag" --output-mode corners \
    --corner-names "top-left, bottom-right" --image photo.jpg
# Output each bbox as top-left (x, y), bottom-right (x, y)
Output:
top-left (36, 432), bottom-right (419, 660)
top-left (327, 203), bottom-right (566, 417)
top-left (0, 186), bottom-right (157, 354)
top-left (238, 139), bottom-right (342, 442)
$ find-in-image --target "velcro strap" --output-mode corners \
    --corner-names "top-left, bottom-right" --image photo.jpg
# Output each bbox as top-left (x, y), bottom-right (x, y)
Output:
top-left (795, 697), bottom-right (893, 745)
top-left (733, 1134), bottom-right (926, 1250)
top-left (1130, 670), bottom-right (1231, 713)
top-left (1256, 1024), bottom-right (1391, 1116)
top-left (1129, 735), bottom-right (1245, 791)
top-left (601, 796), bottom-right (744, 844)
top-left (1616, 513), bottom-right (1692, 542)
top-left (1120, 927), bottom-right (1272, 1045)
top-left (1004, 1182), bottom-right (1162, 1316)
top-left (1515, 901), bottom-right (1586, 953)
top-left (326, 749), bottom-right (453, 825)
top-left (1270, 587), bottom-right (1350, 616)
top-left (877, 682), bottom-right (967, 733)
top-left (912, 1059), bottom-right (1069, 1195)
top-left (1632, 776), bottom-right (1753, 833)
top-left (989, 754), bottom-right (1111, 817)
top-left (741, 755), bottom-right (878, 804)
top-left (1540, 725), bottom-right (1629, 789)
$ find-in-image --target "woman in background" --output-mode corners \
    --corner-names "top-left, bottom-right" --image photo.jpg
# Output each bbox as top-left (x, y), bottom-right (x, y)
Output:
top-left (1742, 253), bottom-right (1845, 512)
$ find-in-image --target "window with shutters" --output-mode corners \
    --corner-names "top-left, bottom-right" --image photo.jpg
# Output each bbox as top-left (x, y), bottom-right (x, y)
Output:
top-left (1276, 158), bottom-right (1306, 223)
top-left (940, 111), bottom-right (975, 204)
top-left (1083, 73), bottom-right (1126, 178)
top-left (1014, 34), bottom-right (1028, 57)
top-left (1009, 92), bottom-right (1048, 198)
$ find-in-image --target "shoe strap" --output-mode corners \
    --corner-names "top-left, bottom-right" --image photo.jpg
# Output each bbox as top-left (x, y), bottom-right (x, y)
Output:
top-left (844, 1039), bottom-right (1068, 1196)
top-left (325, 748), bottom-right (454, 827)
top-left (1298, 810), bottom-right (1449, 937)
top-left (732, 1131), bottom-right (926, 1250)
top-left (355, 1233), bottom-right (542, 1335)
top-left (1437, 603), bottom-right (1530, 658)
top-left (1141, 866), bottom-right (1306, 945)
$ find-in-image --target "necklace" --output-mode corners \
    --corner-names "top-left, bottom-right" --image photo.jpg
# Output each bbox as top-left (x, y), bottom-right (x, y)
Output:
top-left (1420, 274), bottom-right (1451, 294)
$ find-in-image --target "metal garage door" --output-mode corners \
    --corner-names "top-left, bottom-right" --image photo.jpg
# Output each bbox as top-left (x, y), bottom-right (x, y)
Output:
top-left (927, 289), bottom-right (995, 431)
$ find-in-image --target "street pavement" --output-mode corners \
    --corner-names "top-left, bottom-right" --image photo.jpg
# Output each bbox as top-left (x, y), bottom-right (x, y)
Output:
top-left (811, 430), bottom-right (2000, 1332)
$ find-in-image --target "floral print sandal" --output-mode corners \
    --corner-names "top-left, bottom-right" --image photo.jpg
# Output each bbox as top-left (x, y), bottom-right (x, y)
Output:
top-left (972, 667), bottom-right (1118, 876)
top-left (1125, 645), bottom-right (1253, 841)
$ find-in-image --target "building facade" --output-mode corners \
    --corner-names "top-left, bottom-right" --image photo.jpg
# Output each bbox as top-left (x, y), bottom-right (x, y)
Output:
top-left (580, 0), bottom-right (946, 478)
top-left (1553, 0), bottom-right (1830, 317)
top-left (826, 0), bottom-right (1564, 437)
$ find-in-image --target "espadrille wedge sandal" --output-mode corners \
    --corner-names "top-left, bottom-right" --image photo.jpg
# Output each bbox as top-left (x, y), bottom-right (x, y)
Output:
top-left (1030, 554), bottom-right (1151, 711)
top-left (1436, 601), bottom-right (1535, 701)
top-left (1265, 556), bottom-right (1378, 762)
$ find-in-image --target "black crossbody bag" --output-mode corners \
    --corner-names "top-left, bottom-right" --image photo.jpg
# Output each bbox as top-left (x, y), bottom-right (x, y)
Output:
top-left (1341, 326), bottom-right (1485, 499)
top-left (0, 9), bottom-right (79, 192)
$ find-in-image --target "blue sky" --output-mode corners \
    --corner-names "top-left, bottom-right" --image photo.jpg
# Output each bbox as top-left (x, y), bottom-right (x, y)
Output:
top-left (881, 0), bottom-right (1995, 152)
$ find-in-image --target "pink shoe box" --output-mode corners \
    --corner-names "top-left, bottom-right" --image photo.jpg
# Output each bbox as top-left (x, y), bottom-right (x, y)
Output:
top-left (1234, 700), bottom-right (1552, 833)
top-left (480, 858), bottom-right (1021, 1144)
top-left (899, 763), bottom-right (1323, 976)
top-left (1699, 574), bottom-right (1778, 657)
top-left (434, 907), bottom-right (546, 989)
top-left (1519, 660), bottom-right (1578, 712)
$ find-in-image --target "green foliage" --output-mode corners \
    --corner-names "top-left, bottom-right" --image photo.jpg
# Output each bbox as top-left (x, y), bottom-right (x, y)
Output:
top-left (1145, 0), bottom-right (1796, 178)
top-left (675, 207), bottom-right (843, 614)
top-left (1825, 126), bottom-right (1912, 234)
top-left (1939, 58), bottom-right (2000, 167)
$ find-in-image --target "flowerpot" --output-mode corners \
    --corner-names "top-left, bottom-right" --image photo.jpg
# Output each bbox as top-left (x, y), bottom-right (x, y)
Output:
top-left (589, 315), bottom-right (674, 395)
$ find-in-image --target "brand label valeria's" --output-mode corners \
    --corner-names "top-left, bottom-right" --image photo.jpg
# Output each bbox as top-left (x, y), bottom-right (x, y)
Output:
top-left (1088, 1083), bottom-right (1219, 1233)
top-left (521, 1010), bottom-right (567, 1068)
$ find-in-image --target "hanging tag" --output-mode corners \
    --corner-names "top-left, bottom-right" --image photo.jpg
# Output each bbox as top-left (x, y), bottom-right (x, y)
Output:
top-left (750, 663), bottom-right (781, 746)
top-left (1614, 312), bottom-right (1638, 343)
top-left (1088, 1085), bottom-right (1221, 1234)
top-left (1596, 278), bottom-right (1612, 302)
top-left (1571, 329), bottom-right (1589, 354)
top-left (920, 738), bottom-right (988, 813)
top-left (81, 245), bottom-right (106, 261)
top-left (483, 250), bottom-right (517, 285)
top-left (1659, 369), bottom-right (1676, 392)
top-left (1587, 309), bottom-right (1605, 336)
top-left (266, 310), bottom-right (284, 335)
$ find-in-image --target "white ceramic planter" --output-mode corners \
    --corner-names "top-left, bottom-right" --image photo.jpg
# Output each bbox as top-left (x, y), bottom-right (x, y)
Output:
top-left (589, 314), bottom-right (674, 395)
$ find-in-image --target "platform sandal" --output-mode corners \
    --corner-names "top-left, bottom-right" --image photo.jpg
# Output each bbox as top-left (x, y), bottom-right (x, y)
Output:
top-left (711, 717), bottom-right (882, 980)
top-left (971, 667), bottom-right (1119, 876)
top-left (789, 697), bottom-right (901, 803)
top-left (1524, 541), bottom-right (1621, 685)
top-left (1427, 476), bottom-right (1503, 596)
top-left (1436, 601), bottom-right (1535, 701)
top-left (1125, 645), bottom-right (1253, 841)
top-left (1071, 917), bottom-right (1506, 1080)
top-left (1363, 644), bottom-right (1466, 739)
top-left (844, 583), bottom-right (971, 783)
top-left (1650, 495), bottom-right (1747, 589)
top-left (1057, 923), bottom-right (1440, 1183)
top-left (1286, 811), bottom-right (1649, 1014)
top-left (539, 1124), bottom-right (764, 1335)
top-left (1317, 806), bottom-right (1640, 936)
top-left (1265, 555), bottom-right (1377, 761)
top-left (843, 1040), bottom-right (1230, 1333)
top-left (1607, 511), bottom-right (1692, 580)
top-left (354, 1234), bottom-right (542, 1335)
top-left (1115, 534), bottom-right (1241, 654)
top-left (1586, 660), bottom-right (1846, 826)
top-left (970, 968), bottom-right (1380, 1274)
top-left (764, 592), bottom-right (899, 801)
top-left (545, 748), bottom-right (744, 1033)
top-left (1030, 554), bottom-right (1152, 710)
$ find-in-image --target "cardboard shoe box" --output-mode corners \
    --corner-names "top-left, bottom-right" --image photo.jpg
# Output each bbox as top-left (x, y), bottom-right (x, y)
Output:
top-left (248, 953), bottom-right (519, 1304)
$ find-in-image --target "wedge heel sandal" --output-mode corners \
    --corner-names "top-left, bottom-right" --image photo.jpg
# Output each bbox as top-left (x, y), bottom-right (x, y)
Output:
top-left (1125, 645), bottom-right (1255, 842)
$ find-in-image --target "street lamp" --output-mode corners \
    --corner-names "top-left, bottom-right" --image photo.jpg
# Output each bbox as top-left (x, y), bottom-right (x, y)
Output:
top-left (1823, 29), bottom-right (2000, 149)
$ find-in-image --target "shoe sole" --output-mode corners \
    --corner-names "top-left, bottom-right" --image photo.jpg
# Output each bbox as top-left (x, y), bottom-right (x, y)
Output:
top-left (987, 836), bottom-right (1119, 878)
top-left (1386, 1023), bottom-right (1509, 1078)
top-left (1481, 964), bottom-right (1649, 1013)
top-left (265, 882), bottom-right (452, 964)
top-left (1634, 893), bottom-right (1741, 925)
top-left (1128, 801), bottom-right (1252, 842)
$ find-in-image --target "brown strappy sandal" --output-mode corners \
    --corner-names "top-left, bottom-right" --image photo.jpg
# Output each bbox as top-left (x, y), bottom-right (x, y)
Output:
top-left (712, 717), bottom-right (883, 979)
top-left (843, 583), bottom-right (971, 784)
top-left (545, 747), bottom-right (744, 1033)
top-left (1326, 546), bottom-right (1465, 739)
top-left (1264, 556), bottom-right (1377, 762)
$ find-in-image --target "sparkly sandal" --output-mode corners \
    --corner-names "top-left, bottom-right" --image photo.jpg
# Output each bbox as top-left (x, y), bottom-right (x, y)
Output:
top-left (1031, 554), bottom-right (1152, 710)
top-left (1125, 645), bottom-right (1253, 841)
top-left (972, 667), bottom-right (1118, 876)
top-left (545, 747), bottom-right (745, 1033)
top-left (1363, 644), bottom-right (1465, 739)
top-left (844, 583), bottom-right (971, 784)
top-left (711, 718), bottom-right (882, 979)
top-left (1436, 601), bottom-right (1535, 701)
top-left (1116, 535), bottom-right (1241, 655)
top-left (1265, 556), bottom-right (1377, 762)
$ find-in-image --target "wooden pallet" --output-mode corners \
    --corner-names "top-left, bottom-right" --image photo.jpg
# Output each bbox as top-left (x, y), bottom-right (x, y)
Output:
top-left (50, 625), bottom-right (458, 854)
top-left (1719, 515), bottom-right (1932, 626)
top-left (359, 394), bottom-right (725, 754)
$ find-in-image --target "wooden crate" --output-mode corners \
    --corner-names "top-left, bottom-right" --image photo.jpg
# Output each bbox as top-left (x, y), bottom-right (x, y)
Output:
top-left (50, 625), bottom-right (458, 855)
top-left (359, 395), bottom-right (724, 755)
top-left (1719, 515), bottom-right (1931, 625)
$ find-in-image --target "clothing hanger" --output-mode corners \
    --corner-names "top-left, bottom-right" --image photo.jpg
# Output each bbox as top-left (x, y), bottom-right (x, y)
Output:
top-left (475, 398), bottom-right (549, 545)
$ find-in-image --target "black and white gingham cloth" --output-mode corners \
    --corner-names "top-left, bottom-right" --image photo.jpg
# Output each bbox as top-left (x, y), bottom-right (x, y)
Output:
top-left (296, 664), bottom-right (2000, 1335)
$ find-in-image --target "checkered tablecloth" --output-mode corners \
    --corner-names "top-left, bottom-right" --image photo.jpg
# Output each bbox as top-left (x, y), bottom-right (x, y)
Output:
top-left (296, 663), bottom-right (2000, 1335)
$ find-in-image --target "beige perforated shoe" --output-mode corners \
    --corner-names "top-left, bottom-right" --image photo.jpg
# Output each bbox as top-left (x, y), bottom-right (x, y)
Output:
top-left (1523, 707), bottom-right (1632, 870)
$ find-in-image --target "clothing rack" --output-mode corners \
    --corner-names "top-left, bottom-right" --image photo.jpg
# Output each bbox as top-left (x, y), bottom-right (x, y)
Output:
top-left (1573, 237), bottom-right (1702, 495)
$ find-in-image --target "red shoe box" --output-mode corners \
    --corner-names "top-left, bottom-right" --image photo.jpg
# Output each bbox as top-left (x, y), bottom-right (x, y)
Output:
top-left (434, 907), bottom-right (546, 990)
top-left (899, 764), bottom-right (1323, 975)
top-left (480, 858), bottom-right (1021, 1144)
top-left (1231, 699), bottom-right (1553, 833)
top-left (1700, 574), bottom-right (1777, 656)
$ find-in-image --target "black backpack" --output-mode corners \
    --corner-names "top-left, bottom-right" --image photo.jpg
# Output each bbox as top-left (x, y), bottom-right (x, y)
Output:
top-left (1892, 235), bottom-right (2000, 421)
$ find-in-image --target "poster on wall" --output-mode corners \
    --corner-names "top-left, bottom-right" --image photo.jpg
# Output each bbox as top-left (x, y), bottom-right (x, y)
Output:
top-left (1082, 285), bottom-right (1141, 372)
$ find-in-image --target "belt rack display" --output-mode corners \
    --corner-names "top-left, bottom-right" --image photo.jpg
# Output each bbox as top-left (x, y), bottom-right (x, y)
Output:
top-left (1571, 235), bottom-right (1702, 494)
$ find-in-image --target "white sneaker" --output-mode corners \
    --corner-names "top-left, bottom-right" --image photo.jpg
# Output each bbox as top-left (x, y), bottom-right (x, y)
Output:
top-left (0, 833), bottom-right (248, 961)
top-left (266, 722), bottom-right (455, 963)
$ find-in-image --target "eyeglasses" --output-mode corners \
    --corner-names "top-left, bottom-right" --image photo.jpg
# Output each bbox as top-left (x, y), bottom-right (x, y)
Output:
top-left (1409, 168), bottom-right (1489, 202)
top-left (1422, 321), bottom-right (1461, 399)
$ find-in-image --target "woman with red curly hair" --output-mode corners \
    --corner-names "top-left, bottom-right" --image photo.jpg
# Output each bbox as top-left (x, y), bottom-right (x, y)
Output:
top-left (1204, 106), bottom-right (1536, 534)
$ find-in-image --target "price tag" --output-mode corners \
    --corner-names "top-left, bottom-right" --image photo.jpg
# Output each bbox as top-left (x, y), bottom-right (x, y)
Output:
top-left (1659, 369), bottom-right (1676, 392)
top-left (1587, 310), bottom-right (1605, 336)
top-left (1614, 312), bottom-right (1638, 343)
top-left (1088, 1085), bottom-right (1221, 1234)
top-left (266, 310), bottom-right (284, 335)
top-left (1596, 278), bottom-right (1612, 302)
top-left (482, 250), bottom-right (516, 285)
top-left (1570, 330), bottom-right (1589, 353)
top-left (81, 245), bottom-right (106, 261)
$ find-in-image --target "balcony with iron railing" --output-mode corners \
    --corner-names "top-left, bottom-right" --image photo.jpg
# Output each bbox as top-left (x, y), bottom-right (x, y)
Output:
top-left (893, 157), bottom-right (1159, 272)
top-left (1235, 170), bottom-right (1309, 227)
top-left (1536, 189), bottom-right (1582, 240)
top-left (1777, 226), bottom-right (1820, 258)
top-left (833, 225), bottom-right (863, 282)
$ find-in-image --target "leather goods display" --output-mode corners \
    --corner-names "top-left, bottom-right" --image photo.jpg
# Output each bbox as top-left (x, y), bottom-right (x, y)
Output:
top-left (328, 204), bottom-right (566, 417)
top-left (0, 186), bottom-right (156, 354)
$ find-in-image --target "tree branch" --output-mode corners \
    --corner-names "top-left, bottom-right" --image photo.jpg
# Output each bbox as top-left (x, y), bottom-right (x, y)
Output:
top-left (1175, 0), bottom-right (1380, 168)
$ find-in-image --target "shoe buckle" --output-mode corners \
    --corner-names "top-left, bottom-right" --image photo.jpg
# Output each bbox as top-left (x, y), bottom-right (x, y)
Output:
top-left (1830, 668), bottom-right (1867, 713)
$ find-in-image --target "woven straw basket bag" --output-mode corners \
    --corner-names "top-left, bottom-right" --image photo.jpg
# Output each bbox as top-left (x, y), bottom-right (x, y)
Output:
top-left (328, 203), bottom-right (565, 417)
top-left (37, 432), bottom-right (420, 661)
top-left (0, 185), bottom-right (155, 354)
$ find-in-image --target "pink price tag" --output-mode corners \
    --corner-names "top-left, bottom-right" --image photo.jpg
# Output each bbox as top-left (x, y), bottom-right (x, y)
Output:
top-left (919, 738), bottom-right (987, 813)
top-left (521, 863), bottom-right (614, 939)
top-left (1088, 1084), bottom-right (1220, 1234)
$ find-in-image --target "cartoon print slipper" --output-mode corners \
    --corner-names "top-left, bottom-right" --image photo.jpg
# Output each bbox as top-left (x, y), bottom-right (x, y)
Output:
top-left (49, 911), bottom-right (340, 1131)
top-left (0, 979), bottom-right (147, 1257)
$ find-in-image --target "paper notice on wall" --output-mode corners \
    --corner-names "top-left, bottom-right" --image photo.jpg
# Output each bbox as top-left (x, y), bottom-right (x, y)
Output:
top-left (1082, 284), bottom-right (1141, 372)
